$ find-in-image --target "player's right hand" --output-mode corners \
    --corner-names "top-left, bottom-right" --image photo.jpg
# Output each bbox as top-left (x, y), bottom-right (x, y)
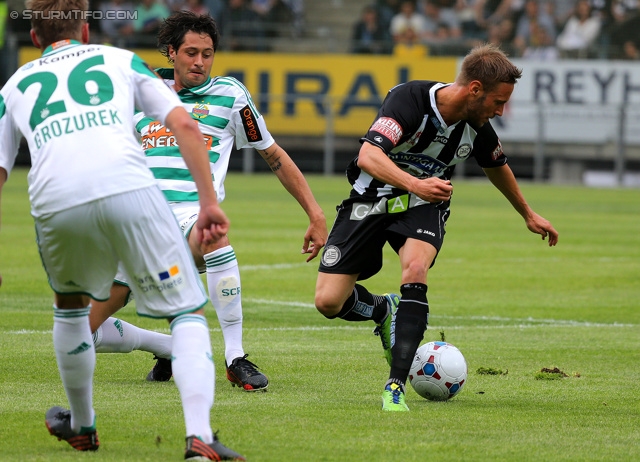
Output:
top-left (195, 205), bottom-right (230, 245)
top-left (414, 177), bottom-right (453, 203)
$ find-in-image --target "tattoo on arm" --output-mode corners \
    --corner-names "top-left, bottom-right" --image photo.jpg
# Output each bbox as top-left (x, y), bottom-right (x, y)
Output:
top-left (262, 146), bottom-right (283, 172)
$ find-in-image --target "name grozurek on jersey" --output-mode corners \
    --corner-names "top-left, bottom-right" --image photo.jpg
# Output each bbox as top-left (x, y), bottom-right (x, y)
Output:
top-left (0, 40), bottom-right (185, 220)
top-left (134, 68), bottom-right (274, 205)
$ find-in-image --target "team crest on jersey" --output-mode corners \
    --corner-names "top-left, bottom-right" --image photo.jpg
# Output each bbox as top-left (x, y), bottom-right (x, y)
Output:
top-left (455, 143), bottom-right (472, 159)
top-left (192, 103), bottom-right (210, 119)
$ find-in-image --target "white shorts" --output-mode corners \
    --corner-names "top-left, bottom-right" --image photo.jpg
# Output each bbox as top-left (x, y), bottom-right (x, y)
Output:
top-left (113, 202), bottom-right (204, 287)
top-left (36, 187), bottom-right (207, 318)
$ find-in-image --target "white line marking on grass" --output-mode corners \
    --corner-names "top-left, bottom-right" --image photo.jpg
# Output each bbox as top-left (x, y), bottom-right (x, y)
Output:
top-left (446, 256), bottom-right (636, 264)
top-left (5, 321), bottom-right (635, 336)
top-left (240, 263), bottom-right (308, 271)
top-left (4, 299), bottom-right (636, 335)
top-left (246, 297), bottom-right (314, 308)
top-left (244, 298), bottom-right (636, 328)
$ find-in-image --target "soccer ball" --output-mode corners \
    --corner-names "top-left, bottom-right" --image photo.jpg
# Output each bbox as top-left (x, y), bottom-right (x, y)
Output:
top-left (409, 341), bottom-right (468, 401)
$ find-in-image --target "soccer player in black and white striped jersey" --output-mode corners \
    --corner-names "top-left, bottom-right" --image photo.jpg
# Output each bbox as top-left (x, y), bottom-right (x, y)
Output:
top-left (314, 43), bottom-right (559, 411)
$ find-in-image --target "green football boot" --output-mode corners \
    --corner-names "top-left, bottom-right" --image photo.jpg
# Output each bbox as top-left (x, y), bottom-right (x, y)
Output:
top-left (373, 293), bottom-right (400, 366)
top-left (382, 382), bottom-right (409, 411)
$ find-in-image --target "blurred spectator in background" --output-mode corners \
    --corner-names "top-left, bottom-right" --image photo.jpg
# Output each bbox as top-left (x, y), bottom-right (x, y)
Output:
top-left (119, 0), bottom-right (170, 46)
top-left (205, 0), bottom-right (225, 21)
top-left (457, 0), bottom-right (487, 40)
top-left (545, 0), bottom-right (577, 31)
top-left (419, 0), bottom-right (463, 54)
top-left (513, 0), bottom-right (557, 56)
top-left (220, 0), bottom-right (269, 51)
top-left (612, 0), bottom-right (639, 23)
top-left (282, 0), bottom-right (304, 37)
top-left (165, 0), bottom-right (186, 12)
top-left (522, 19), bottom-right (559, 59)
top-left (471, 0), bottom-right (514, 37)
top-left (393, 25), bottom-right (429, 56)
top-left (485, 15), bottom-right (516, 55)
top-left (182, 0), bottom-right (209, 15)
top-left (351, 4), bottom-right (393, 54)
top-left (250, 0), bottom-right (293, 37)
top-left (621, 28), bottom-right (640, 58)
top-left (98, 0), bottom-right (134, 45)
top-left (556, 0), bottom-right (601, 58)
top-left (390, 1), bottom-right (428, 43)
top-left (609, 0), bottom-right (640, 58)
top-left (377, 0), bottom-right (402, 31)
top-left (589, 0), bottom-right (614, 57)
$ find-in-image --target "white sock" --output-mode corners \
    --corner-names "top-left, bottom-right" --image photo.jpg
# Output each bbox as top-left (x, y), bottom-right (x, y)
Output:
top-left (53, 306), bottom-right (96, 433)
top-left (92, 317), bottom-right (172, 359)
top-left (170, 314), bottom-right (214, 444)
top-left (205, 246), bottom-right (244, 364)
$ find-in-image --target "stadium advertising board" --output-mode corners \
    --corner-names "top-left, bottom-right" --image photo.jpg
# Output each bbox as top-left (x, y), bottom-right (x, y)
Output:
top-left (494, 59), bottom-right (640, 145)
top-left (20, 49), bottom-right (640, 144)
top-left (18, 48), bottom-right (457, 137)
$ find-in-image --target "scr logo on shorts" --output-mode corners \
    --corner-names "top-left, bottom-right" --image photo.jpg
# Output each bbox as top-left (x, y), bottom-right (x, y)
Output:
top-left (322, 245), bottom-right (341, 267)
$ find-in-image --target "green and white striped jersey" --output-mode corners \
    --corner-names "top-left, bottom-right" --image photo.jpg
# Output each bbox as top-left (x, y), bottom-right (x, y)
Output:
top-left (0, 40), bottom-right (182, 217)
top-left (133, 68), bottom-right (275, 204)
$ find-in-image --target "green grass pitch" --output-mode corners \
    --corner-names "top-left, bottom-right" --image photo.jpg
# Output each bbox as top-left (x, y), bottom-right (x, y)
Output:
top-left (1, 168), bottom-right (639, 461)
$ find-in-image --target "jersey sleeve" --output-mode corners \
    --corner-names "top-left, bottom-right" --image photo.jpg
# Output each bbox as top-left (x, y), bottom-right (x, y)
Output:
top-left (361, 83), bottom-right (426, 153)
top-left (0, 91), bottom-right (22, 177)
top-left (228, 78), bottom-right (274, 151)
top-left (471, 122), bottom-right (508, 168)
top-left (129, 53), bottom-right (182, 125)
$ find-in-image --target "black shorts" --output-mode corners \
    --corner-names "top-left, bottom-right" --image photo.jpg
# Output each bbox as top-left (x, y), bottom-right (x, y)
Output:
top-left (319, 197), bottom-right (450, 280)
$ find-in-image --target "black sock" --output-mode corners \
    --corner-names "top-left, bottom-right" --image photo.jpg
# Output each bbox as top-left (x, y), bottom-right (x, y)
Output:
top-left (325, 284), bottom-right (387, 322)
top-left (388, 283), bottom-right (429, 385)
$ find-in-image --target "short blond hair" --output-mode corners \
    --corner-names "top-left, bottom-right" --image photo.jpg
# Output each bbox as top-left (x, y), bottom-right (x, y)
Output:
top-left (457, 43), bottom-right (522, 92)
top-left (26, 0), bottom-right (89, 48)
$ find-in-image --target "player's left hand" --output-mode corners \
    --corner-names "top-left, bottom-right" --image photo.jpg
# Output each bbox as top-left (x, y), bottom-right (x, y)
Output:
top-left (301, 217), bottom-right (328, 262)
top-left (526, 212), bottom-right (558, 246)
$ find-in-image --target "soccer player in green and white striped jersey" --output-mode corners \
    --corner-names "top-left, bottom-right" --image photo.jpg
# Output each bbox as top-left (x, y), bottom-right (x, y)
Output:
top-left (88, 11), bottom-right (327, 391)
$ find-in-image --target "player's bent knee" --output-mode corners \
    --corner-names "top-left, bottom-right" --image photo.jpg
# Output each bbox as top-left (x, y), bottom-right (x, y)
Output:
top-left (314, 296), bottom-right (341, 319)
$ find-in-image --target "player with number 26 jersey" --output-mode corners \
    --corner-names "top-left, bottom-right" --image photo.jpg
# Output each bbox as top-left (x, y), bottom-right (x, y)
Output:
top-left (0, 40), bottom-right (182, 218)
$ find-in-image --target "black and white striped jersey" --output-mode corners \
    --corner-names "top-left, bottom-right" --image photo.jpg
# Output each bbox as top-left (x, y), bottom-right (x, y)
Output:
top-left (346, 80), bottom-right (508, 200)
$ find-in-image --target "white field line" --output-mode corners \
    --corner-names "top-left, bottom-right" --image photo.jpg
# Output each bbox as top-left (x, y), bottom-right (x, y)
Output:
top-left (239, 257), bottom-right (636, 269)
top-left (243, 298), bottom-right (636, 328)
top-left (3, 296), bottom-right (636, 335)
top-left (240, 262), bottom-right (309, 271)
top-left (4, 322), bottom-right (636, 336)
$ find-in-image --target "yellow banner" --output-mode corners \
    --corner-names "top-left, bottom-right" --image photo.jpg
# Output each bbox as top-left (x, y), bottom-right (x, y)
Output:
top-left (19, 48), bottom-right (458, 136)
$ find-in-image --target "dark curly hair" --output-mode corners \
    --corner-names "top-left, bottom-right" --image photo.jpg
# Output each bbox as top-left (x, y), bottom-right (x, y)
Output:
top-left (157, 11), bottom-right (220, 62)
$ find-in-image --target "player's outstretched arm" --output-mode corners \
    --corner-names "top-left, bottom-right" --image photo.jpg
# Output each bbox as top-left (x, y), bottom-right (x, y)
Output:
top-left (164, 107), bottom-right (230, 244)
top-left (257, 142), bottom-right (327, 262)
top-left (483, 165), bottom-right (558, 246)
